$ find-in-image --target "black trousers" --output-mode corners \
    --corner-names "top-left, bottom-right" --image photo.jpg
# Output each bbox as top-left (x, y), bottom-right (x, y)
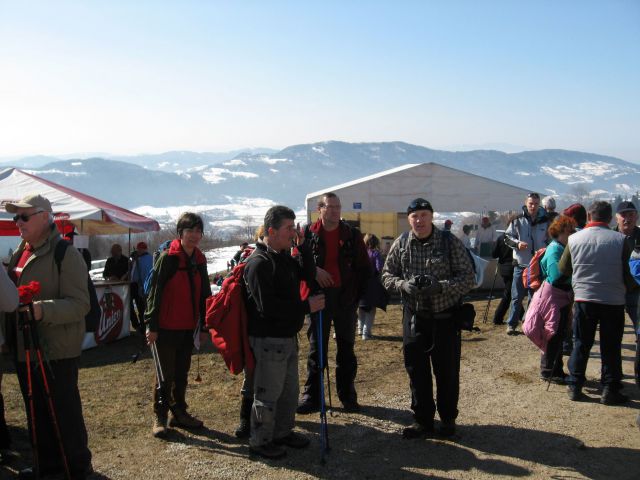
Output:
top-left (129, 283), bottom-right (146, 332)
top-left (568, 302), bottom-right (625, 390)
top-left (402, 306), bottom-right (461, 425)
top-left (16, 358), bottom-right (92, 475)
top-left (493, 273), bottom-right (513, 323)
top-left (302, 288), bottom-right (358, 404)
top-left (153, 329), bottom-right (194, 415)
top-left (540, 304), bottom-right (570, 377)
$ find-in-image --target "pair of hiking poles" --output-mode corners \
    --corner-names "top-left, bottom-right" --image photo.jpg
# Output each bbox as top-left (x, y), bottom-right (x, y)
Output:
top-left (19, 306), bottom-right (71, 480)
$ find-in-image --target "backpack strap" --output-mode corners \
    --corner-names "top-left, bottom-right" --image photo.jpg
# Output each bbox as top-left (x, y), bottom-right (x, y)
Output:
top-left (54, 239), bottom-right (70, 275)
top-left (399, 231), bottom-right (410, 250)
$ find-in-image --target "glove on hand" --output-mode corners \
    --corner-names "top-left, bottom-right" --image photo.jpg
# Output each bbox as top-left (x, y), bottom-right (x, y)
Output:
top-left (420, 275), bottom-right (443, 295)
top-left (401, 279), bottom-right (420, 296)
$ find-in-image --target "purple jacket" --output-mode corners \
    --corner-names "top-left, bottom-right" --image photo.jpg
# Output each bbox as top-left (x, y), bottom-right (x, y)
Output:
top-left (523, 281), bottom-right (572, 352)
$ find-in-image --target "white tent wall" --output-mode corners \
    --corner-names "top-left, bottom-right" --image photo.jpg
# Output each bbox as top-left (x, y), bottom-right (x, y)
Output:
top-left (305, 163), bottom-right (532, 220)
top-left (305, 162), bottom-right (533, 290)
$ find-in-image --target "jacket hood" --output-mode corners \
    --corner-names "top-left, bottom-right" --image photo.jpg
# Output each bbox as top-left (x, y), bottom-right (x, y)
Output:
top-left (521, 205), bottom-right (549, 225)
top-left (167, 238), bottom-right (206, 264)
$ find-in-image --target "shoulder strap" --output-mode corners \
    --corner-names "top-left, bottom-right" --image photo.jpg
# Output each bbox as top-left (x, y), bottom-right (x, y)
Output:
top-left (399, 231), bottom-right (410, 250)
top-left (54, 239), bottom-right (70, 275)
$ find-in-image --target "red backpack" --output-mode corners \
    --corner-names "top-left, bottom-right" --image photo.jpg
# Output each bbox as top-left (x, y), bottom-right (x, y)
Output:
top-left (521, 247), bottom-right (547, 290)
top-left (205, 262), bottom-right (255, 375)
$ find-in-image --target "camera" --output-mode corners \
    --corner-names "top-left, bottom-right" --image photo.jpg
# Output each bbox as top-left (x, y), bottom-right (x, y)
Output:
top-left (413, 274), bottom-right (433, 289)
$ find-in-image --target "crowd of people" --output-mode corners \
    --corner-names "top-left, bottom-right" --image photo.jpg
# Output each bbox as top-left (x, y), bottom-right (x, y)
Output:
top-left (0, 189), bottom-right (639, 475)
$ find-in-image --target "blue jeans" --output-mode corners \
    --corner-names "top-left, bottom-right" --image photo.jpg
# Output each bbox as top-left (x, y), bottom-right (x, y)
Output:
top-left (507, 265), bottom-right (531, 328)
top-left (625, 291), bottom-right (640, 334)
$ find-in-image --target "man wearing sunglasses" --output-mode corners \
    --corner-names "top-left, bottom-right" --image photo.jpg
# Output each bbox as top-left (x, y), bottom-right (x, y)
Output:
top-left (4, 193), bottom-right (93, 479)
top-left (382, 198), bottom-right (475, 439)
top-left (503, 192), bottom-right (550, 335)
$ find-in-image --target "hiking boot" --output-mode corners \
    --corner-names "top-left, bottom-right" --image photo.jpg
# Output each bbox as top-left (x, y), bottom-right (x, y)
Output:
top-left (274, 431), bottom-right (310, 449)
top-left (567, 386), bottom-right (587, 402)
top-left (341, 399), bottom-right (361, 413)
top-left (540, 373), bottom-right (567, 385)
top-left (506, 325), bottom-right (518, 335)
top-left (169, 409), bottom-right (204, 429)
top-left (600, 387), bottom-right (629, 406)
top-left (438, 419), bottom-right (456, 437)
top-left (0, 448), bottom-right (19, 465)
top-left (19, 466), bottom-right (64, 479)
top-left (402, 421), bottom-right (434, 439)
top-left (235, 397), bottom-right (252, 439)
top-left (296, 399), bottom-right (319, 415)
top-left (152, 414), bottom-right (168, 438)
top-left (249, 442), bottom-right (287, 460)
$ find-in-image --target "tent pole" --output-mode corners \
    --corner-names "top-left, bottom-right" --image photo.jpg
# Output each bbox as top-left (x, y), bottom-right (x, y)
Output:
top-left (128, 229), bottom-right (131, 255)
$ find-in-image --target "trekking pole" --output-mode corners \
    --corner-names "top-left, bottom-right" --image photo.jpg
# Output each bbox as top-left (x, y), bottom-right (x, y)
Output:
top-left (150, 341), bottom-right (178, 416)
top-left (546, 343), bottom-right (565, 392)
top-left (325, 361), bottom-right (333, 417)
top-left (317, 310), bottom-right (330, 463)
top-left (482, 261), bottom-right (499, 323)
top-left (20, 313), bottom-right (39, 479)
top-left (22, 308), bottom-right (72, 480)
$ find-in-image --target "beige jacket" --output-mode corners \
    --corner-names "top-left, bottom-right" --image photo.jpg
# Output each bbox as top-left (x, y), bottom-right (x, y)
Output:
top-left (5, 225), bottom-right (89, 361)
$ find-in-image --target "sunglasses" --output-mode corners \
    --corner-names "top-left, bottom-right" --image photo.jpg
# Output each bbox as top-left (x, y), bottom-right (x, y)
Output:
top-left (408, 200), bottom-right (432, 211)
top-left (527, 193), bottom-right (540, 199)
top-left (12, 211), bottom-right (44, 223)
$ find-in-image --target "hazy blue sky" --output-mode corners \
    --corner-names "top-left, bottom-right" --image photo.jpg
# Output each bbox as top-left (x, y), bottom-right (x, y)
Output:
top-left (1, 1), bottom-right (638, 161)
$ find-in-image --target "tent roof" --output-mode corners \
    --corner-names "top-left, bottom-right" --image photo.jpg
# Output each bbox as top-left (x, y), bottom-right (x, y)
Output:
top-left (305, 162), bottom-right (532, 214)
top-left (0, 168), bottom-right (160, 235)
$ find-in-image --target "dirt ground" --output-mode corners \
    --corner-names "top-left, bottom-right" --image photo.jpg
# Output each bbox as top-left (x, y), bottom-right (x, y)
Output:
top-left (2, 297), bottom-right (639, 480)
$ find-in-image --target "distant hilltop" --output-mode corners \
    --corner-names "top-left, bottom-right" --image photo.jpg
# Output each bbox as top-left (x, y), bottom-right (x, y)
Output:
top-left (2, 141), bottom-right (638, 209)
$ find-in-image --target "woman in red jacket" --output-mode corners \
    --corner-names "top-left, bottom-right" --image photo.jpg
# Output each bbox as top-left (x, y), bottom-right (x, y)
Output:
top-left (145, 212), bottom-right (212, 438)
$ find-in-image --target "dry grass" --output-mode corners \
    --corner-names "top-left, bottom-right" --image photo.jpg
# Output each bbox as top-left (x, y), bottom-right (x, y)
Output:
top-left (2, 299), bottom-right (639, 479)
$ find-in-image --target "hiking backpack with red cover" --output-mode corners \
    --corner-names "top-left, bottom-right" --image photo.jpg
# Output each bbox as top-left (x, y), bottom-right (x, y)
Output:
top-left (521, 247), bottom-right (547, 290)
top-left (204, 250), bottom-right (272, 375)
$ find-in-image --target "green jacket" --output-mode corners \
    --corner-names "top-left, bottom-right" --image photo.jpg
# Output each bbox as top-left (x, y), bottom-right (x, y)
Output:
top-left (4, 225), bottom-right (89, 361)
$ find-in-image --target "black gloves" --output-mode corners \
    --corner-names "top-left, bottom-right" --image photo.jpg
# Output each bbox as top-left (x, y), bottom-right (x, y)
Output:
top-left (401, 275), bottom-right (442, 296)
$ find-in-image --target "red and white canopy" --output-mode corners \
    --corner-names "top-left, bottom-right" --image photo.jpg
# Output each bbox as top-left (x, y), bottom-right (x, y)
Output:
top-left (0, 168), bottom-right (160, 235)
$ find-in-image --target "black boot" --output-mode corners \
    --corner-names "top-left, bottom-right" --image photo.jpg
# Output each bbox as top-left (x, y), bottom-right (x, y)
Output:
top-left (234, 397), bottom-right (252, 439)
top-left (0, 393), bottom-right (10, 450)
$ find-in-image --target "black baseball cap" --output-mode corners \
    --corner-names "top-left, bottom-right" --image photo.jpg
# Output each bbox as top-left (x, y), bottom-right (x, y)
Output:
top-left (616, 201), bottom-right (637, 214)
top-left (407, 198), bottom-right (433, 215)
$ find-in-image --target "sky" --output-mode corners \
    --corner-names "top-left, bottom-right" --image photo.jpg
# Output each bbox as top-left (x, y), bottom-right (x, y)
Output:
top-left (1, 1), bottom-right (639, 161)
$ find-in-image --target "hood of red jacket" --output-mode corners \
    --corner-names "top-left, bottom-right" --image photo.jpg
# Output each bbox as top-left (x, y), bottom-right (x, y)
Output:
top-left (167, 238), bottom-right (206, 264)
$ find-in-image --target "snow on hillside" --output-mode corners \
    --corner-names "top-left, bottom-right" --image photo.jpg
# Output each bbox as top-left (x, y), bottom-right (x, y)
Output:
top-left (133, 198), bottom-right (306, 236)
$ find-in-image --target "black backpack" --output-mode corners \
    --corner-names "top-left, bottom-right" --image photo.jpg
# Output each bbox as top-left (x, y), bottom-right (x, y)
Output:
top-left (54, 240), bottom-right (101, 333)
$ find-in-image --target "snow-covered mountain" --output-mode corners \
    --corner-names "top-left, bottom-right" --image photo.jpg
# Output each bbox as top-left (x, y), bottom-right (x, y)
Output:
top-left (5, 142), bottom-right (639, 215)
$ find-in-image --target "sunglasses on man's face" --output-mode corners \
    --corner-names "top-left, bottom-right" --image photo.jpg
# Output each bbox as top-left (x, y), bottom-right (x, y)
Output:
top-left (12, 211), bottom-right (43, 223)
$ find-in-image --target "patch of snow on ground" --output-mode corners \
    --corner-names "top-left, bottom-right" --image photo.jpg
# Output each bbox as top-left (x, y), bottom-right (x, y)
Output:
top-left (201, 168), bottom-right (228, 184)
top-left (229, 171), bottom-right (258, 179)
top-left (27, 169), bottom-right (86, 176)
top-left (223, 159), bottom-right (247, 166)
top-left (514, 171), bottom-right (531, 176)
top-left (575, 161), bottom-right (616, 177)
top-left (205, 246), bottom-right (240, 274)
top-left (312, 146), bottom-right (329, 157)
top-left (71, 162), bottom-right (83, 166)
top-left (258, 157), bottom-right (289, 165)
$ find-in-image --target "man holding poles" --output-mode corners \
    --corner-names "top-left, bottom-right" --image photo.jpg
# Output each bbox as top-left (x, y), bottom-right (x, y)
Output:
top-left (243, 206), bottom-right (324, 459)
top-left (4, 194), bottom-right (93, 479)
top-left (297, 192), bottom-right (370, 414)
